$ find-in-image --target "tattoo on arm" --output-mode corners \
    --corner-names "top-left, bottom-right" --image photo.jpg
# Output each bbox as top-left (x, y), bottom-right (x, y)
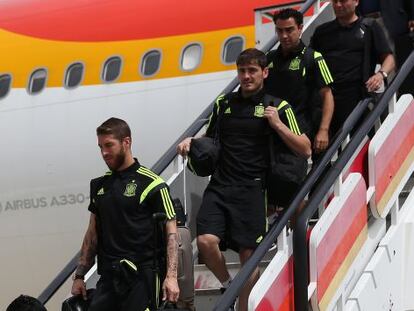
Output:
top-left (166, 232), bottom-right (178, 279)
top-left (76, 215), bottom-right (98, 276)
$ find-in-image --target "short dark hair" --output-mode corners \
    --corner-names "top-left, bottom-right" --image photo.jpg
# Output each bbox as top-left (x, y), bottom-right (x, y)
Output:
top-left (273, 8), bottom-right (303, 26)
top-left (6, 295), bottom-right (47, 311)
top-left (96, 117), bottom-right (131, 141)
top-left (236, 48), bottom-right (267, 69)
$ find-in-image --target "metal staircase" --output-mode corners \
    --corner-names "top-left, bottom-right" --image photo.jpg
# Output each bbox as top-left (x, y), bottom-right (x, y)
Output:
top-left (42, 1), bottom-right (414, 310)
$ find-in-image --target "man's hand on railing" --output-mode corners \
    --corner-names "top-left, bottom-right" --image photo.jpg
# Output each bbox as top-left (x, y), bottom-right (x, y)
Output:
top-left (177, 137), bottom-right (192, 157)
top-left (314, 128), bottom-right (329, 154)
top-left (366, 72), bottom-right (384, 93)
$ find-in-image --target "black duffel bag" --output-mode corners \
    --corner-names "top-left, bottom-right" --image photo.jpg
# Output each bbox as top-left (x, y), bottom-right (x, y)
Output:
top-left (266, 97), bottom-right (308, 206)
top-left (157, 300), bottom-right (190, 311)
top-left (187, 136), bottom-right (220, 177)
top-left (61, 289), bottom-right (95, 311)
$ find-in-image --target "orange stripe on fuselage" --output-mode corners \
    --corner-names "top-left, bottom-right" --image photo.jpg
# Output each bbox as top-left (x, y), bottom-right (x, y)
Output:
top-left (0, 0), bottom-right (296, 41)
top-left (0, 26), bottom-right (253, 88)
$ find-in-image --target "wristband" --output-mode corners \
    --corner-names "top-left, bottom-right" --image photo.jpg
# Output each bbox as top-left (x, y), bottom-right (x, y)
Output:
top-left (73, 274), bottom-right (85, 281)
top-left (378, 70), bottom-right (388, 79)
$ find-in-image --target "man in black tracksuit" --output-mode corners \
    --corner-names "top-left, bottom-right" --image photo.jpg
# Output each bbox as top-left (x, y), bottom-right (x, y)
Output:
top-left (359, 0), bottom-right (414, 95)
top-left (177, 48), bottom-right (311, 311)
top-left (71, 118), bottom-right (179, 311)
top-left (310, 0), bottom-right (395, 135)
top-left (265, 8), bottom-right (334, 157)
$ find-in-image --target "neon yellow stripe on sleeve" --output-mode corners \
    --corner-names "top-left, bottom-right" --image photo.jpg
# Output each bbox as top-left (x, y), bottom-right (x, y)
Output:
top-left (277, 100), bottom-right (289, 110)
top-left (138, 167), bottom-right (160, 180)
top-left (160, 187), bottom-right (175, 219)
top-left (318, 59), bottom-right (333, 84)
top-left (286, 108), bottom-right (301, 135)
top-left (140, 178), bottom-right (164, 204)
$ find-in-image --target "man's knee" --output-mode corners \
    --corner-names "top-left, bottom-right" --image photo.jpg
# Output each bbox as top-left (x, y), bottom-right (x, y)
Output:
top-left (197, 234), bottom-right (220, 253)
top-left (239, 248), bottom-right (254, 265)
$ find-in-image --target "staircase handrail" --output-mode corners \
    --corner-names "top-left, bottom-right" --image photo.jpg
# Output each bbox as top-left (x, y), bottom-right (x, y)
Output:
top-left (292, 50), bottom-right (414, 311)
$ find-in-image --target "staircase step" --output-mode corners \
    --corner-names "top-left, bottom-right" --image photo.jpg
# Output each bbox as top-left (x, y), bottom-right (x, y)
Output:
top-left (194, 260), bottom-right (272, 291)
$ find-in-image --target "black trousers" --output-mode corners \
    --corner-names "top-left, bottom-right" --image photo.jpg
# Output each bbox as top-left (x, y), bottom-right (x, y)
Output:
top-left (89, 268), bottom-right (159, 311)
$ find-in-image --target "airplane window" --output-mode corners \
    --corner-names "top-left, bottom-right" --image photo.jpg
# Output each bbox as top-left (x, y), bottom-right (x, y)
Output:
top-left (28, 69), bottom-right (47, 94)
top-left (141, 50), bottom-right (161, 76)
top-left (181, 44), bottom-right (202, 71)
top-left (222, 36), bottom-right (244, 64)
top-left (0, 74), bottom-right (11, 99)
top-left (102, 56), bottom-right (122, 82)
top-left (65, 62), bottom-right (84, 88)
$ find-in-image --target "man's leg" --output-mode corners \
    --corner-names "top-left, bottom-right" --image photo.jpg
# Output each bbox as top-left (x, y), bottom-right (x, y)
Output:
top-left (197, 233), bottom-right (231, 284)
top-left (227, 183), bottom-right (266, 311)
top-left (122, 268), bottom-right (153, 311)
top-left (196, 184), bottom-right (231, 286)
top-left (238, 248), bottom-right (259, 311)
top-left (88, 276), bottom-right (119, 311)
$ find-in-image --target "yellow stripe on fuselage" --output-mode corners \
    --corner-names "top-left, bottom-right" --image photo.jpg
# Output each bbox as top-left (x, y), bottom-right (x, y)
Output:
top-left (0, 25), bottom-right (254, 88)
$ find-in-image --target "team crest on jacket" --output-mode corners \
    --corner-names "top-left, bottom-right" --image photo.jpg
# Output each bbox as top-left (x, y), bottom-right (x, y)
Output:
top-left (254, 105), bottom-right (265, 117)
top-left (289, 58), bottom-right (301, 71)
top-left (124, 181), bottom-right (137, 197)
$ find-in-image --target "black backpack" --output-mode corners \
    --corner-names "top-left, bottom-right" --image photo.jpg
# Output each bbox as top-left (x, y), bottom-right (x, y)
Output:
top-left (263, 94), bottom-right (308, 187)
top-left (360, 17), bottom-right (376, 85)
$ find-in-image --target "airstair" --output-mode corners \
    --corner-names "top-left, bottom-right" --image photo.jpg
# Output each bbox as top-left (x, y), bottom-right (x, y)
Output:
top-left (37, 0), bottom-right (414, 310)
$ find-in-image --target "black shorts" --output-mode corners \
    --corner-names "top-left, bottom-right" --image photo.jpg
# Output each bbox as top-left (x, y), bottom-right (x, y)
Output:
top-left (196, 181), bottom-right (267, 251)
top-left (267, 178), bottom-right (300, 208)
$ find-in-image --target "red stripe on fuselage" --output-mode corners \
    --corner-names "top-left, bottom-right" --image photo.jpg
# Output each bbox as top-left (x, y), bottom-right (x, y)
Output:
top-left (0, 0), bottom-right (293, 41)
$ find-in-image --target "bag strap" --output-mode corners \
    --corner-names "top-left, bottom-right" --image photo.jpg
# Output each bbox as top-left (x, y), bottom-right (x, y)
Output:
top-left (300, 46), bottom-right (315, 88)
top-left (360, 17), bottom-right (375, 86)
top-left (263, 94), bottom-right (287, 169)
top-left (262, 94), bottom-right (285, 110)
top-left (212, 95), bottom-right (226, 143)
top-left (360, 17), bottom-right (388, 93)
top-left (213, 93), bottom-right (237, 143)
